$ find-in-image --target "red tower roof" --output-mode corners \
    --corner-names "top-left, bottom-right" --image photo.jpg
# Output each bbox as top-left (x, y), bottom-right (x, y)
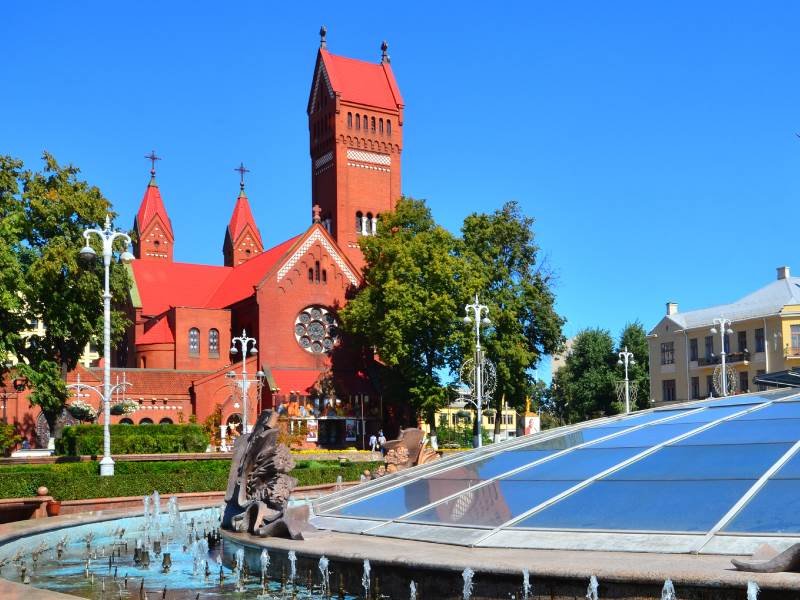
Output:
top-left (227, 191), bottom-right (263, 246)
top-left (135, 179), bottom-right (174, 237)
top-left (313, 49), bottom-right (404, 111)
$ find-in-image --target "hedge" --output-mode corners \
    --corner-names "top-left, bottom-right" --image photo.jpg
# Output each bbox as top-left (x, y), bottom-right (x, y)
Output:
top-left (56, 424), bottom-right (210, 456)
top-left (0, 459), bottom-right (380, 501)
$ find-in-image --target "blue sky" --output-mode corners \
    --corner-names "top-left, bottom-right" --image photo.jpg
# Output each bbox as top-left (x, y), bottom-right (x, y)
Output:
top-left (2, 2), bottom-right (798, 374)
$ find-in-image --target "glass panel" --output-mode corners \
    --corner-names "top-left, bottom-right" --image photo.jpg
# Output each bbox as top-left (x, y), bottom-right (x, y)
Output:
top-left (675, 419), bottom-right (800, 446)
top-left (585, 409), bottom-right (691, 429)
top-left (771, 450), bottom-right (800, 479)
top-left (519, 480), bottom-right (755, 532)
top-left (589, 422), bottom-right (701, 448)
top-left (662, 405), bottom-right (752, 425)
top-left (331, 479), bottom-right (452, 520)
top-left (431, 450), bottom-right (555, 481)
top-left (734, 402), bottom-right (800, 421)
top-left (691, 389), bottom-right (797, 407)
top-left (407, 480), bottom-right (580, 527)
top-left (606, 443), bottom-right (792, 481)
top-left (723, 480), bottom-right (800, 533)
top-left (507, 447), bottom-right (643, 481)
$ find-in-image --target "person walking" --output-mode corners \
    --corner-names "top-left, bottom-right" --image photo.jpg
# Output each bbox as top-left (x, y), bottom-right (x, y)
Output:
top-left (369, 433), bottom-right (378, 452)
top-left (378, 430), bottom-right (387, 456)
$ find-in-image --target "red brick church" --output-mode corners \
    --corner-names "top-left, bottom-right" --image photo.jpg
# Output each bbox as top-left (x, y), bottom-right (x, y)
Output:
top-left (9, 32), bottom-right (412, 448)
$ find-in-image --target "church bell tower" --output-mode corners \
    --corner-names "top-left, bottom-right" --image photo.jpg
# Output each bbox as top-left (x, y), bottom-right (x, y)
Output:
top-left (307, 27), bottom-right (404, 270)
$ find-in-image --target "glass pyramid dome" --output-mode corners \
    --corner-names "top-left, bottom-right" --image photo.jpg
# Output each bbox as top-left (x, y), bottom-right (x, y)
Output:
top-left (310, 388), bottom-right (800, 554)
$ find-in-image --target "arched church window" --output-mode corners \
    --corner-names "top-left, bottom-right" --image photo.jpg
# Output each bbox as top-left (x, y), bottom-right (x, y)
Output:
top-left (322, 270), bottom-right (327, 284)
top-left (371, 117), bottom-right (376, 132)
top-left (159, 418), bottom-right (173, 425)
top-left (355, 114), bottom-right (361, 129)
top-left (189, 328), bottom-right (200, 356)
top-left (379, 118), bottom-right (384, 134)
top-left (387, 119), bottom-right (392, 136)
top-left (315, 260), bottom-right (321, 282)
top-left (356, 211), bottom-right (363, 234)
top-left (308, 267), bottom-right (314, 282)
top-left (347, 112), bottom-right (352, 128)
top-left (209, 329), bottom-right (219, 357)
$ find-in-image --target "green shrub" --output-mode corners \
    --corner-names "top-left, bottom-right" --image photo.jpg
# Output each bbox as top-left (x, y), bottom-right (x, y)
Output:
top-left (56, 424), bottom-right (210, 456)
top-left (0, 459), bottom-right (381, 500)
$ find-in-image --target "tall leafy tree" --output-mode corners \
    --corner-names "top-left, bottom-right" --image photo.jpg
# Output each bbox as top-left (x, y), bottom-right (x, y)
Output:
top-left (340, 198), bottom-right (468, 430)
top-left (550, 328), bottom-right (617, 423)
top-left (459, 201), bottom-right (565, 439)
top-left (617, 321), bottom-right (650, 410)
top-left (0, 153), bottom-right (130, 436)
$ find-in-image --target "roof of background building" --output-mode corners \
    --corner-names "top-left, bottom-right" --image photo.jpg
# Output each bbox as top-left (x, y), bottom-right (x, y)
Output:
top-left (319, 49), bottom-right (404, 111)
top-left (662, 276), bottom-right (800, 331)
top-left (138, 314), bottom-right (175, 344)
top-left (134, 179), bottom-right (173, 237)
top-left (131, 234), bottom-right (301, 315)
top-left (226, 191), bottom-right (263, 246)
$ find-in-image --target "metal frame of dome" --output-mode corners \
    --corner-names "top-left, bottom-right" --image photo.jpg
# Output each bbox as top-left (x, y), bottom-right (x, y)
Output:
top-left (310, 388), bottom-right (800, 555)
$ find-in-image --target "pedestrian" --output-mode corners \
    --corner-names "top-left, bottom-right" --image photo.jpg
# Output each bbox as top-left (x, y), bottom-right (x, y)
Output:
top-left (378, 430), bottom-right (387, 456)
top-left (369, 433), bottom-right (378, 452)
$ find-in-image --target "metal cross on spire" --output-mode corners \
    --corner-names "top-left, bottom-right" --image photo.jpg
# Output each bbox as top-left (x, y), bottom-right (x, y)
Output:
top-left (145, 150), bottom-right (161, 177)
top-left (235, 162), bottom-right (250, 193)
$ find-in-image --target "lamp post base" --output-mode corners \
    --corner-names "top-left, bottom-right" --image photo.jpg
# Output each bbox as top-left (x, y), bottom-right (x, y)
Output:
top-left (99, 456), bottom-right (115, 477)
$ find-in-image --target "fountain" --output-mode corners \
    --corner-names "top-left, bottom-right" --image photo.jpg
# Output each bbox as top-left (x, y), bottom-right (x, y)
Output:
top-left (522, 568), bottom-right (531, 600)
top-left (288, 549), bottom-right (297, 586)
top-left (260, 549), bottom-right (271, 590)
top-left (462, 567), bottom-right (474, 600)
top-left (409, 580), bottom-right (417, 600)
top-left (234, 547), bottom-right (246, 592)
top-left (661, 579), bottom-right (676, 600)
top-left (318, 555), bottom-right (329, 597)
top-left (335, 475), bottom-right (343, 492)
top-left (586, 574), bottom-right (599, 600)
top-left (362, 559), bottom-right (371, 599)
top-left (747, 580), bottom-right (760, 600)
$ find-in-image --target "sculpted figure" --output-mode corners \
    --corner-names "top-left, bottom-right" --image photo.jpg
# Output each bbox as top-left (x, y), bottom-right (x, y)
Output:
top-left (222, 410), bottom-right (306, 539)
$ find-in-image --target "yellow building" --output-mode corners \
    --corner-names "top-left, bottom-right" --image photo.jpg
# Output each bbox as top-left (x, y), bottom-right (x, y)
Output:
top-left (4, 317), bottom-right (99, 368)
top-left (421, 400), bottom-right (517, 446)
top-left (648, 266), bottom-right (800, 404)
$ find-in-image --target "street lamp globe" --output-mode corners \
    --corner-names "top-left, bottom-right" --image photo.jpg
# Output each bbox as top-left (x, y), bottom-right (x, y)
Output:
top-left (481, 316), bottom-right (491, 326)
top-left (119, 251), bottom-right (135, 264)
top-left (710, 327), bottom-right (718, 334)
top-left (249, 346), bottom-right (258, 355)
top-left (463, 315), bottom-right (472, 324)
top-left (79, 245), bottom-right (97, 261)
top-left (230, 346), bottom-right (238, 355)
top-left (617, 358), bottom-right (623, 366)
top-left (256, 370), bottom-right (265, 380)
top-left (226, 371), bottom-right (236, 379)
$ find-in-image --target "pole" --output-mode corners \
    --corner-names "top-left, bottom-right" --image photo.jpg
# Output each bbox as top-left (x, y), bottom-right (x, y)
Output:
top-left (241, 351), bottom-right (249, 435)
top-left (99, 246), bottom-right (114, 475)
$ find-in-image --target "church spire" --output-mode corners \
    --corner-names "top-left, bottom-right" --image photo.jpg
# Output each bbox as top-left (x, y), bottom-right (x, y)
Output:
top-left (224, 163), bottom-right (263, 267)
top-left (133, 151), bottom-right (173, 261)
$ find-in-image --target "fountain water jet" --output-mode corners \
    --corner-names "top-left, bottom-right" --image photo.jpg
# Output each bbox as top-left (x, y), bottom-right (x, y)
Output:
top-left (462, 567), bottom-right (474, 600)
top-left (661, 579), bottom-right (676, 600)
top-left (409, 580), bottom-right (417, 600)
top-left (522, 568), bottom-right (531, 600)
top-left (318, 555), bottom-right (329, 597)
top-left (260, 548), bottom-right (271, 590)
top-left (288, 550), bottom-right (297, 586)
top-left (586, 574), bottom-right (599, 600)
top-left (747, 581), bottom-right (760, 600)
top-left (362, 559), bottom-right (371, 599)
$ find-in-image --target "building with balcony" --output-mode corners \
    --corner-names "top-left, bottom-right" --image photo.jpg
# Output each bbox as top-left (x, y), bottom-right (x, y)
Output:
top-left (648, 266), bottom-right (800, 404)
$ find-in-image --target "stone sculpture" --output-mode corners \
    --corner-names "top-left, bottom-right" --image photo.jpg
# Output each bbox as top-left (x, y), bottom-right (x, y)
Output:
top-left (222, 410), bottom-right (307, 539)
top-left (732, 543), bottom-right (800, 573)
top-left (370, 427), bottom-right (438, 477)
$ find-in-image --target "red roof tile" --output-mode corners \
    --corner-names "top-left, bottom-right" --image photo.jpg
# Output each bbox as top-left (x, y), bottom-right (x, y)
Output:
top-left (319, 50), bottom-right (404, 111)
top-left (207, 234), bottom-right (300, 308)
top-left (227, 191), bottom-right (263, 246)
top-left (138, 315), bottom-right (175, 345)
top-left (131, 261), bottom-right (231, 316)
top-left (135, 180), bottom-right (173, 237)
top-left (101, 368), bottom-right (205, 396)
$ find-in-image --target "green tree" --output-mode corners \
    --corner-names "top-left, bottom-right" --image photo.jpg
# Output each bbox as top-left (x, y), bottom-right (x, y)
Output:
top-left (617, 321), bottom-right (650, 410)
top-left (340, 198), bottom-right (467, 431)
top-left (0, 153), bottom-right (130, 437)
top-left (460, 201), bottom-right (565, 439)
top-left (551, 328), bottom-right (617, 423)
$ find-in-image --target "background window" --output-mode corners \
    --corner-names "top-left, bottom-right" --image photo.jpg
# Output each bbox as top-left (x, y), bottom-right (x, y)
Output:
top-left (705, 336), bottom-right (714, 361)
top-left (706, 375), bottom-right (714, 396)
top-left (738, 331), bottom-right (747, 352)
top-left (739, 371), bottom-right (749, 394)
top-left (689, 338), bottom-right (698, 361)
top-left (662, 379), bottom-right (676, 402)
top-left (209, 328), bottom-right (219, 357)
top-left (691, 377), bottom-right (700, 399)
top-left (755, 328), bottom-right (765, 353)
top-left (792, 325), bottom-right (800, 353)
top-left (189, 328), bottom-right (200, 356)
top-left (660, 342), bottom-right (675, 365)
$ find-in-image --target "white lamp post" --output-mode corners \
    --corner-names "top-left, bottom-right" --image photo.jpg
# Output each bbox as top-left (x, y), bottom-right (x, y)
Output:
top-left (79, 215), bottom-right (134, 476)
top-left (463, 294), bottom-right (491, 448)
top-left (710, 317), bottom-right (734, 396)
top-left (229, 329), bottom-right (265, 435)
top-left (617, 346), bottom-right (635, 413)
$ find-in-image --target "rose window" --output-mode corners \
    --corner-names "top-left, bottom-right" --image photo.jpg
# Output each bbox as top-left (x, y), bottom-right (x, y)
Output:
top-left (294, 306), bottom-right (339, 353)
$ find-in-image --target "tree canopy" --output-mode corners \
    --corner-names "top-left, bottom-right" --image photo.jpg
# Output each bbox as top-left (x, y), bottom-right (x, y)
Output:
top-left (341, 197), bottom-right (565, 432)
top-left (0, 153), bottom-right (130, 432)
